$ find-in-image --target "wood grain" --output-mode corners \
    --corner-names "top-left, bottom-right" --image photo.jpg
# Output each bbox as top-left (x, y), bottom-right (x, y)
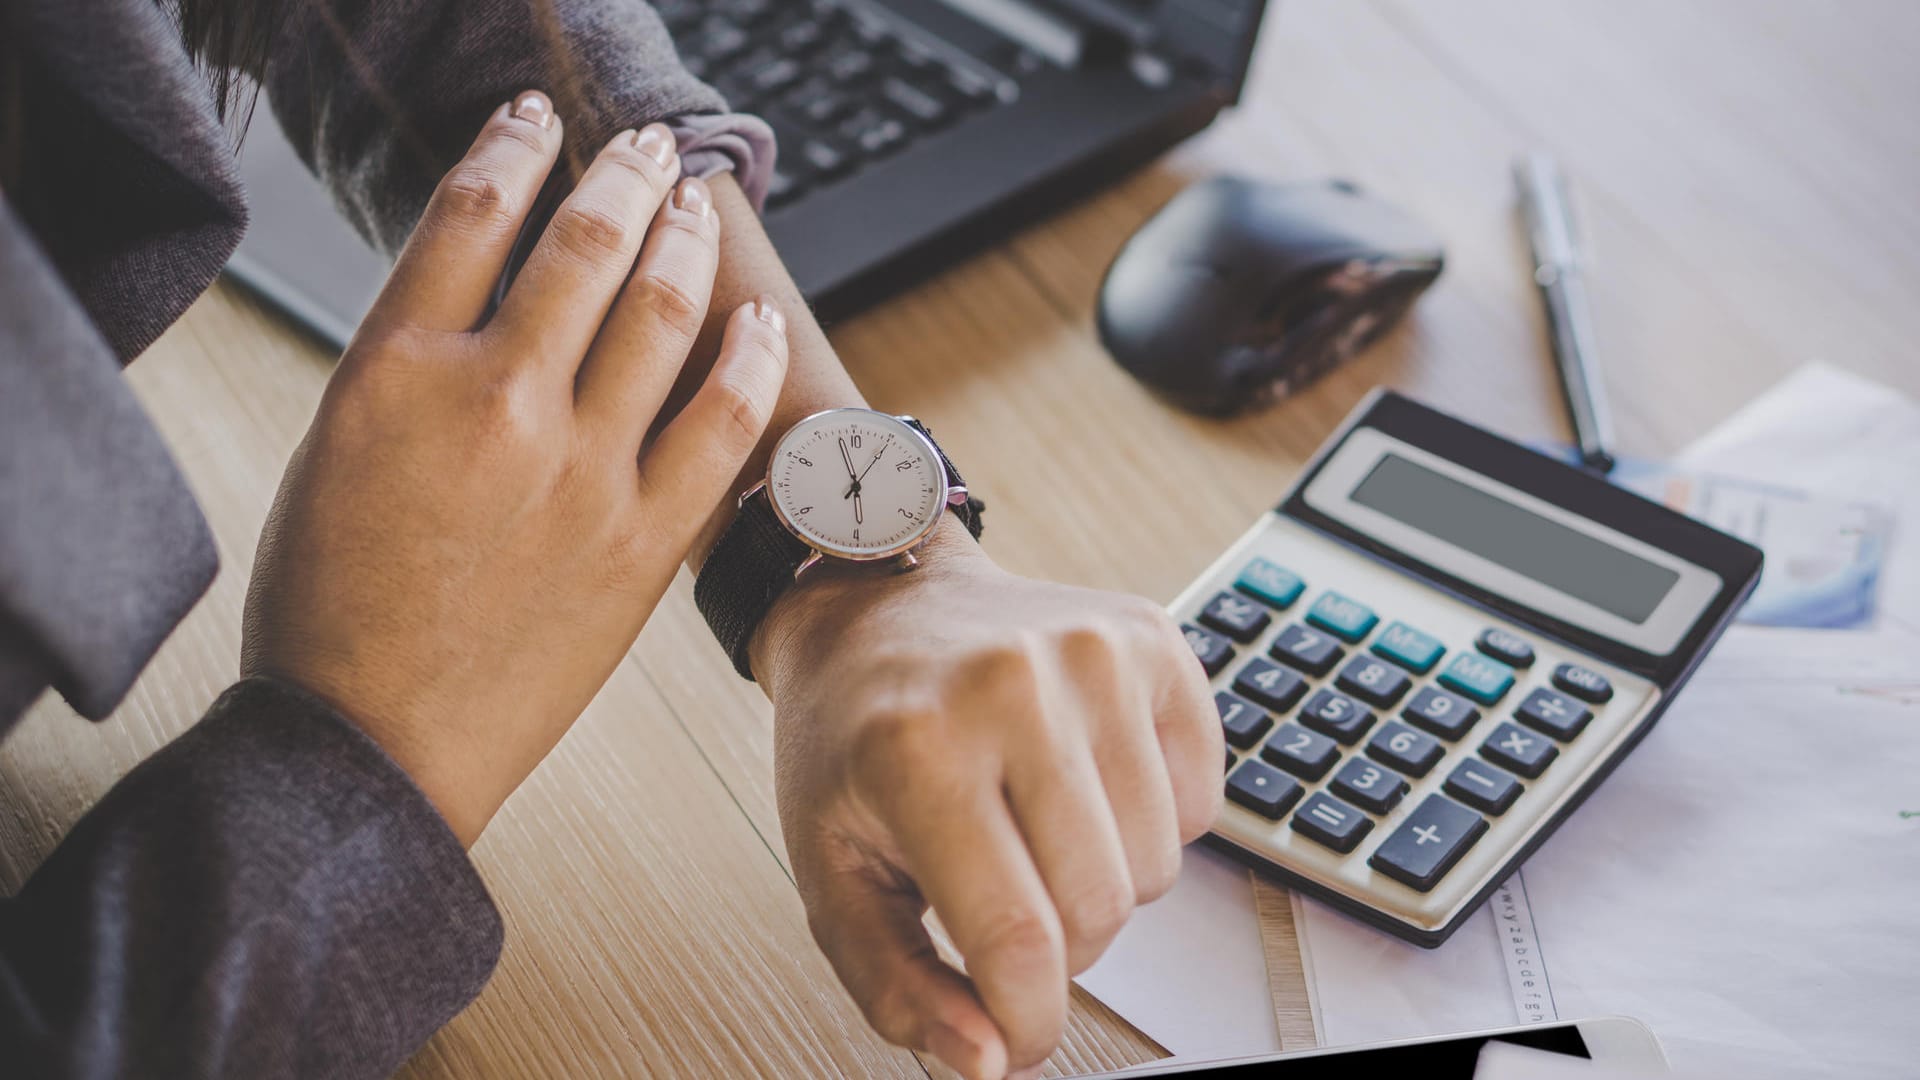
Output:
top-left (3, 1), bottom-right (1915, 1075)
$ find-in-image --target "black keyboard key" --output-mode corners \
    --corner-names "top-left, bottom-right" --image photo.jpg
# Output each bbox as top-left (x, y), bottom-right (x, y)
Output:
top-left (1329, 757), bottom-right (1409, 815)
top-left (1259, 723), bottom-right (1340, 781)
top-left (1552, 662), bottom-right (1614, 704)
top-left (1215, 691), bottom-right (1272, 751)
top-left (880, 75), bottom-right (952, 127)
top-left (1443, 758), bottom-right (1523, 815)
top-left (824, 46), bottom-right (878, 83)
top-left (1269, 624), bottom-right (1344, 677)
top-left (1515, 686), bottom-right (1593, 742)
top-left (1335, 654), bottom-right (1412, 708)
top-left (780, 19), bottom-right (828, 53)
top-left (1198, 591), bottom-right (1271, 643)
top-left (1299, 688), bottom-right (1375, 745)
top-left (690, 24), bottom-right (751, 63)
top-left (1182, 624), bottom-right (1234, 677)
top-left (1369, 795), bottom-right (1489, 892)
top-left (1290, 793), bottom-right (1374, 853)
top-left (840, 108), bottom-right (908, 155)
top-left (1232, 658), bottom-right (1307, 712)
top-left (1401, 686), bottom-right (1481, 741)
top-left (1226, 760), bottom-right (1303, 820)
top-left (1476, 627), bottom-right (1536, 668)
top-left (1365, 722), bottom-right (1444, 778)
top-left (799, 137), bottom-right (851, 177)
top-left (1480, 721), bottom-right (1558, 778)
top-left (747, 57), bottom-right (805, 95)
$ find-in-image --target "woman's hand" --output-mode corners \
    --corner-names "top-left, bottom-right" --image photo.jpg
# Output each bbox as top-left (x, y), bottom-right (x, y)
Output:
top-left (242, 91), bottom-right (789, 845)
top-left (759, 526), bottom-right (1223, 1080)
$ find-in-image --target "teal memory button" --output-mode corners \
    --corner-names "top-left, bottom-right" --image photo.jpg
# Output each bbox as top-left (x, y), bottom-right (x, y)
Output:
top-left (1438, 652), bottom-right (1516, 705)
top-left (1305, 591), bottom-right (1378, 643)
top-left (1372, 621), bottom-right (1445, 674)
top-left (1234, 558), bottom-right (1305, 609)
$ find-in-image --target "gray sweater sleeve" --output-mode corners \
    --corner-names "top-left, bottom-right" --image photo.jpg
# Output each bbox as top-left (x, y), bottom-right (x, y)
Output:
top-left (0, 678), bottom-right (502, 1078)
top-left (261, 0), bottom-right (774, 257)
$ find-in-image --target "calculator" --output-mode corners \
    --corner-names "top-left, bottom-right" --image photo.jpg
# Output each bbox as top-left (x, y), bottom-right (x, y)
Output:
top-left (1174, 391), bottom-right (1762, 946)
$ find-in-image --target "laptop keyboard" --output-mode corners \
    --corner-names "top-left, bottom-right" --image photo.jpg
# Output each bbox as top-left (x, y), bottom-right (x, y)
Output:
top-left (657, 0), bottom-right (1010, 208)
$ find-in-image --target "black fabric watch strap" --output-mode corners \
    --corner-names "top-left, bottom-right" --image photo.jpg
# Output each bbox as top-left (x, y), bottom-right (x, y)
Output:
top-left (694, 417), bottom-right (983, 681)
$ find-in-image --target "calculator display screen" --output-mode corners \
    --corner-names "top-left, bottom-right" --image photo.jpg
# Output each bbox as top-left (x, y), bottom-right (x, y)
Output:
top-left (1351, 454), bottom-right (1682, 624)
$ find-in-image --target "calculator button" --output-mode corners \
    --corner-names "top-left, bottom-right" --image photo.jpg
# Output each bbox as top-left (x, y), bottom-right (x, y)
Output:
top-left (1226, 759), bottom-right (1304, 820)
top-left (1215, 691), bottom-right (1273, 751)
top-left (1438, 652), bottom-right (1516, 706)
top-left (1475, 627), bottom-right (1536, 669)
top-left (1234, 558), bottom-right (1306, 610)
top-left (1442, 759), bottom-right (1523, 815)
top-left (1290, 793), bottom-right (1374, 853)
top-left (1182, 624), bottom-right (1235, 677)
top-left (1232, 658), bottom-right (1308, 712)
top-left (1514, 686), bottom-right (1593, 742)
top-left (1401, 686), bottom-right (1481, 741)
top-left (1335, 655), bottom-right (1412, 708)
top-left (1197, 591), bottom-right (1271, 644)
top-left (1225, 747), bottom-right (1234, 773)
top-left (1480, 721), bottom-right (1558, 778)
top-left (1330, 758), bottom-right (1409, 814)
top-left (1269, 624), bottom-right (1345, 677)
top-left (1365, 722), bottom-right (1444, 778)
top-left (1298, 688), bottom-right (1376, 745)
top-left (1371, 621), bottom-right (1445, 674)
top-left (1551, 662), bottom-right (1614, 704)
top-left (1305, 591), bottom-right (1379, 643)
top-left (1259, 723), bottom-right (1341, 781)
top-left (1369, 795), bottom-right (1489, 892)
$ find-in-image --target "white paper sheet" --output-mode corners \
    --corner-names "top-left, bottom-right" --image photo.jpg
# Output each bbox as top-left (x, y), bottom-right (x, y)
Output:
top-left (1297, 365), bottom-right (1920, 1077)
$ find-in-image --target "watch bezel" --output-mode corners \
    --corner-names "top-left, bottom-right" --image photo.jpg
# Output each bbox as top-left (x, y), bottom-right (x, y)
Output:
top-left (759, 408), bottom-right (949, 563)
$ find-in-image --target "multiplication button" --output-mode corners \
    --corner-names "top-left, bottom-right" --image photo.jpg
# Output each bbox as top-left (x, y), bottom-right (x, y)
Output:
top-left (1369, 795), bottom-right (1489, 892)
top-left (1480, 721), bottom-right (1558, 778)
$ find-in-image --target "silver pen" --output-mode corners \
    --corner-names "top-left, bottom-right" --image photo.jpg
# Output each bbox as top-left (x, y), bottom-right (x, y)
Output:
top-left (1515, 152), bottom-right (1616, 473)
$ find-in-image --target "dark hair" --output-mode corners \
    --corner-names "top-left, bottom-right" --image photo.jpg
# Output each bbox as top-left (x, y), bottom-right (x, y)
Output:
top-left (163, 0), bottom-right (289, 122)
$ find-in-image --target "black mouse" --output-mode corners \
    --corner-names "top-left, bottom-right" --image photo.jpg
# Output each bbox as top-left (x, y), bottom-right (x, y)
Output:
top-left (1097, 177), bottom-right (1444, 416)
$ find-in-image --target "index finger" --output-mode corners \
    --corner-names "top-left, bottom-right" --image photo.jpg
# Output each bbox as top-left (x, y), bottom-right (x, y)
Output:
top-left (366, 91), bottom-right (562, 336)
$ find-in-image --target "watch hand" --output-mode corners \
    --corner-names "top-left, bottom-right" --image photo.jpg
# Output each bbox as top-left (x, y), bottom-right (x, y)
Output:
top-left (853, 489), bottom-right (863, 525)
top-left (854, 436), bottom-right (894, 484)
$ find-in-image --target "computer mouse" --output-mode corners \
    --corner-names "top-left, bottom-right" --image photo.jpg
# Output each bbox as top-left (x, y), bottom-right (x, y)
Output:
top-left (1097, 177), bottom-right (1444, 416)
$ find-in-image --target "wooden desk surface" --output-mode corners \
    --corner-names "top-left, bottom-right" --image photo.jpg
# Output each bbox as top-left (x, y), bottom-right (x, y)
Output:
top-left (4, 1), bottom-right (1915, 1075)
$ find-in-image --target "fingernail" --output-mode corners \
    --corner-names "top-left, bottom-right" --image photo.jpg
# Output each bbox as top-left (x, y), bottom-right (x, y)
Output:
top-left (926, 1024), bottom-right (982, 1079)
top-left (753, 296), bottom-right (786, 334)
top-left (675, 176), bottom-right (712, 218)
top-left (509, 90), bottom-right (554, 130)
top-left (632, 123), bottom-right (676, 168)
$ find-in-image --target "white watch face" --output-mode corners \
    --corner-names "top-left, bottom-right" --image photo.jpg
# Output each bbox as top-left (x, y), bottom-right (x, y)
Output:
top-left (768, 410), bottom-right (947, 559)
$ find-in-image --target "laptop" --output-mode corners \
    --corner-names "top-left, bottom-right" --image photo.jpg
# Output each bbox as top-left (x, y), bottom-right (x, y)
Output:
top-left (228, 0), bottom-right (1272, 348)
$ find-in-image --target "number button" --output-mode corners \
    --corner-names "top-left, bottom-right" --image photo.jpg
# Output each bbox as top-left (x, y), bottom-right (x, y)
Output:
top-left (1215, 691), bottom-right (1273, 751)
top-left (1368, 795), bottom-right (1489, 892)
top-left (1480, 721), bottom-right (1558, 778)
top-left (1335, 655), bottom-right (1412, 708)
top-left (1438, 652), bottom-right (1516, 706)
top-left (1182, 624), bottom-right (1235, 677)
top-left (1290, 792), bottom-right (1374, 853)
top-left (1552, 662), bottom-right (1614, 704)
top-left (1401, 686), bottom-right (1481, 741)
top-left (1442, 759), bottom-right (1523, 815)
top-left (1365, 721), bottom-right (1444, 778)
top-left (1234, 558), bottom-right (1306, 610)
top-left (1226, 759), bottom-right (1305, 820)
top-left (1330, 757), bottom-right (1409, 814)
top-left (1232, 658), bottom-right (1308, 712)
top-left (1269, 624), bottom-right (1345, 677)
top-left (1475, 627), bottom-right (1536, 668)
top-left (1298, 688), bottom-right (1376, 745)
top-left (1515, 686), bottom-right (1593, 742)
top-left (1259, 723), bottom-right (1340, 781)
top-left (1305, 591), bottom-right (1379, 643)
top-left (1198, 590), bottom-right (1272, 644)
top-left (1371, 621), bottom-right (1445, 674)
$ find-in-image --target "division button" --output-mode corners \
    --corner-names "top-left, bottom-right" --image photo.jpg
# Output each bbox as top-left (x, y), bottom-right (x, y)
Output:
top-left (1259, 722), bottom-right (1341, 781)
top-left (1290, 792), bottom-right (1374, 853)
top-left (1442, 758), bottom-right (1523, 815)
top-left (1515, 686), bottom-right (1594, 742)
top-left (1475, 627), bottom-right (1536, 669)
top-left (1215, 690), bottom-right (1273, 750)
top-left (1479, 721), bottom-right (1559, 778)
top-left (1369, 795), bottom-right (1489, 892)
top-left (1226, 759), bottom-right (1304, 820)
top-left (1182, 623), bottom-right (1235, 677)
top-left (1401, 686), bottom-right (1481, 741)
top-left (1329, 757), bottom-right (1409, 815)
top-left (1232, 657), bottom-right (1309, 712)
top-left (1269, 623), bottom-right (1345, 677)
top-left (1198, 590), bottom-right (1273, 643)
top-left (1552, 662), bottom-right (1614, 704)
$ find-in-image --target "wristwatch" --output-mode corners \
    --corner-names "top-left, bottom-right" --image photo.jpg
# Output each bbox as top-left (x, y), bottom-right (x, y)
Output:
top-left (695, 408), bottom-right (985, 680)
